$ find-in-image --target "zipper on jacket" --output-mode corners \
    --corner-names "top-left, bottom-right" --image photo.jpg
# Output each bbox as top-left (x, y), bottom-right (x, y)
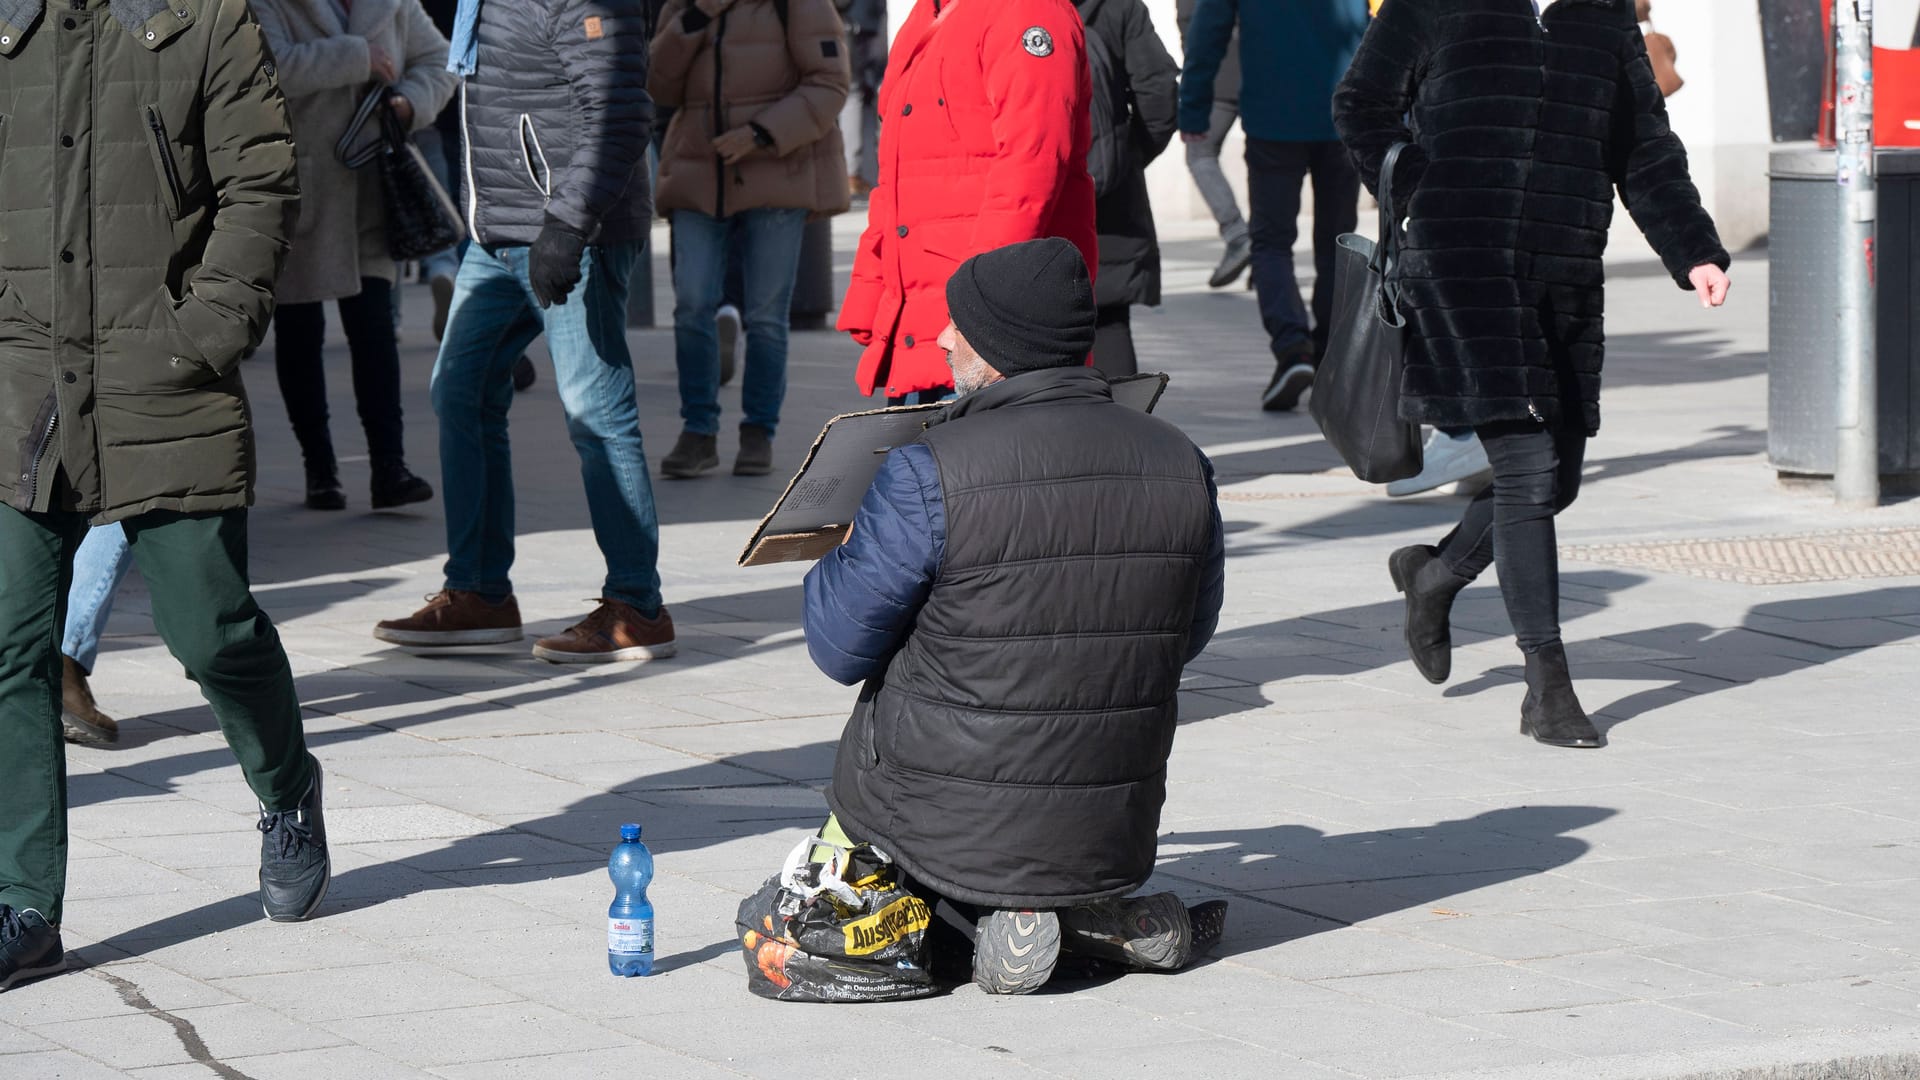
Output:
top-left (146, 107), bottom-right (185, 215)
top-left (22, 408), bottom-right (56, 506)
top-left (1527, 399), bottom-right (1544, 422)
top-left (713, 10), bottom-right (729, 218)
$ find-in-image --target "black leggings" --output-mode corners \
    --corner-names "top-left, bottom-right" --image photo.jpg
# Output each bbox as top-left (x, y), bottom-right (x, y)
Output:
top-left (273, 278), bottom-right (406, 470)
top-left (1435, 419), bottom-right (1588, 653)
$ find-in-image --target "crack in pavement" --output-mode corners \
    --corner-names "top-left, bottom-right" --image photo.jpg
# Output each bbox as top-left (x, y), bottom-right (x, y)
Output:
top-left (91, 968), bottom-right (260, 1080)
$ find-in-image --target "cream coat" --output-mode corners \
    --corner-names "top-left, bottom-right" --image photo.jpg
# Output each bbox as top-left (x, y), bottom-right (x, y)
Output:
top-left (253, 0), bottom-right (454, 304)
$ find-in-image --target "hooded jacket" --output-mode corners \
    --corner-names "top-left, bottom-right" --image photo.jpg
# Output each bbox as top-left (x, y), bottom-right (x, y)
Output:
top-left (0, 0), bottom-right (298, 521)
top-left (804, 368), bottom-right (1226, 907)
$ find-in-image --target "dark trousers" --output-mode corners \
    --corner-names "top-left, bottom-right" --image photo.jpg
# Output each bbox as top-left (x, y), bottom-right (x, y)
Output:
top-left (0, 504), bottom-right (311, 924)
top-left (273, 278), bottom-right (408, 471)
top-left (1246, 138), bottom-right (1360, 362)
top-left (1092, 304), bottom-right (1137, 378)
top-left (1435, 420), bottom-right (1589, 653)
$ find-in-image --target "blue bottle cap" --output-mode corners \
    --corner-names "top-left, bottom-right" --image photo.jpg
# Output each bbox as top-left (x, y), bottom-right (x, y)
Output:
top-left (620, 823), bottom-right (642, 842)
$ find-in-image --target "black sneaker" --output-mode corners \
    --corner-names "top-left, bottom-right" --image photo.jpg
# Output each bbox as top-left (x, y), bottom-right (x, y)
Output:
top-left (972, 909), bottom-right (1059, 995)
top-left (370, 464), bottom-right (435, 509)
top-left (304, 462), bottom-right (346, 511)
top-left (0, 906), bottom-right (65, 992)
top-left (1060, 892), bottom-right (1194, 971)
top-left (258, 756), bottom-right (330, 922)
top-left (660, 431), bottom-right (720, 479)
top-left (1261, 348), bottom-right (1317, 412)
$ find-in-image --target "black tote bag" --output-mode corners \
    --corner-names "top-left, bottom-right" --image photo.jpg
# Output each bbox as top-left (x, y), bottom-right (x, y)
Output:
top-left (1310, 141), bottom-right (1422, 484)
top-left (336, 86), bottom-right (467, 262)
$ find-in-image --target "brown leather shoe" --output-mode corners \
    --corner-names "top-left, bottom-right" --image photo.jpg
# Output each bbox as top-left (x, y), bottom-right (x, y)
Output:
top-left (61, 656), bottom-right (119, 747)
top-left (373, 590), bottom-right (524, 647)
top-left (532, 600), bottom-right (676, 664)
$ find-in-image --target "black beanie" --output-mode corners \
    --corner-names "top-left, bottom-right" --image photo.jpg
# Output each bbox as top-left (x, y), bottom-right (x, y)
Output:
top-left (945, 238), bottom-right (1097, 375)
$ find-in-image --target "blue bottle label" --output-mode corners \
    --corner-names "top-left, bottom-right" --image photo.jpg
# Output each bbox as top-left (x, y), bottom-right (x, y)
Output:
top-left (608, 917), bottom-right (654, 956)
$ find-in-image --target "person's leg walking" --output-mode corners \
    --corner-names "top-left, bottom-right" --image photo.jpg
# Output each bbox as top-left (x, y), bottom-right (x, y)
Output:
top-left (735, 207), bottom-right (809, 474)
top-left (665, 211), bottom-right (730, 478)
top-left (1245, 139), bottom-right (1315, 410)
top-left (1092, 303), bottom-right (1138, 378)
top-left (531, 243), bottom-right (667, 622)
top-left (58, 523), bottom-right (133, 747)
top-left (271, 302), bottom-right (342, 507)
top-left (0, 506), bottom-right (85, 931)
top-left (1191, 99), bottom-right (1251, 289)
top-left (338, 279), bottom-right (433, 507)
top-left (1307, 140), bottom-right (1362, 360)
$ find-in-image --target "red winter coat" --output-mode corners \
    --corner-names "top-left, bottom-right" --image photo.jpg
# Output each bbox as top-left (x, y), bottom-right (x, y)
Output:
top-left (836, 0), bottom-right (1099, 398)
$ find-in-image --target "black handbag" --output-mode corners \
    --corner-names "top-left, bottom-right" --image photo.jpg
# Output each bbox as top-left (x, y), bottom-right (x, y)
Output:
top-left (1311, 141), bottom-right (1423, 484)
top-left (336, 85), bottom-right (466, 262)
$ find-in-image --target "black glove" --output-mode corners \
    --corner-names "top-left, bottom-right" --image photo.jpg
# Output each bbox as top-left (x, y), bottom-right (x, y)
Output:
top-left (528, 220), bottom-right (588, 309)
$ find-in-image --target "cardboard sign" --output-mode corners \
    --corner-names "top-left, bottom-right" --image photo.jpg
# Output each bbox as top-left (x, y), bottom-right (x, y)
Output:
top-left (738, 373), bottom-right (1170, 567)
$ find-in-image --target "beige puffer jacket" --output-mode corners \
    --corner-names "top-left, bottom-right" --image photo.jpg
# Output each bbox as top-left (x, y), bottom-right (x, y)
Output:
top-left (649, 0), bottom-right (851, 219)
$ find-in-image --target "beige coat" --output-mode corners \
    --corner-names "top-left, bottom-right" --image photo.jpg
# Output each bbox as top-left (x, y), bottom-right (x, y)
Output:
top-left (253, 0), bottom-right (454, 304)
top-left (650, 0), bottom-right (852, 219)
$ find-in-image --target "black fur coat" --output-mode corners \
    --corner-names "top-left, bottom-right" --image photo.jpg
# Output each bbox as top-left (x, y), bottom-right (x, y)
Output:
top-left (1333, 0), bottom-right (1730, 434)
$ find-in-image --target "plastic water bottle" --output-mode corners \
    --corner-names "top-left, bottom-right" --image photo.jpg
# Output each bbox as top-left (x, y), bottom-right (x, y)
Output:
top-left (607, 823), bottom-right (655, 977)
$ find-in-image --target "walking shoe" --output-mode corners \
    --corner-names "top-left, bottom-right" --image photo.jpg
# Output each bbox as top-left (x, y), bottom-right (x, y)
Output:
top-left (1188, 900), bottom-right (1229, 956)
top-left (0, 906), bottom-right (64, 991)
top-left (304, 462), bottom-right (346, 511)
top-left (61, 656), bottom-right (119, 747)
top-left (735, 424), bottom-right (774, 477)
top-left (1387, 429), bottom-right (1494, 498)
top-left (430, 273), bottom-right (455, 342)
top-left (513, 355), bottom-right (537, 393)
top-left (533, 600), bottom-right (676, 664)
top-left (716, 303), bottom-right (742, 388)
top-left (1208, 233), bottom-right (1252, 289)
top-left (1389, 545), bottom-right (1472, 685)
top-left (370, 462), bottom-right (435, 509)
top-left (1261, 346), bottom-right (1316, 412)
top-left (1060, 892), bottom-right (1194, 972)
top-left (373, 590), bottom-right (524, 647)
top-left (259, 756), bottom-right (330, 922)
top-left (972, 909), bottom-right (1060, 995)
top-left (1521, 644), bottom-right (1604, 748)
top-left (660, 432), bottom-right (720, 479)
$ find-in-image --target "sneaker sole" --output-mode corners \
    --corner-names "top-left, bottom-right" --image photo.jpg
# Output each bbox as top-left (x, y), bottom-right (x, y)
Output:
top-left (1261, 367), bottom-right (1315, 412)
top-left (1387, 466), bottom-right (1495, 499)
top-left (1063, 893), bottom-right (1193, 972)
top-left (263, 855), bottom-right (331, 923)
top-left (370, 488), bottom-right (436, 510)
top-left (62, 711), bottom-right (119, 747)
top-left (733, 461), bottom-right (773, 477)
top-left (661, 459), bottom-right (721, 479)
top-left (973, 910), bottom-right (1060, 995)
top-left (0, 955), bottom-right (67, 991)
top-left (373, 627), bottom-right (526, 647)
top-left (531, 641), bottom-right (678, 664)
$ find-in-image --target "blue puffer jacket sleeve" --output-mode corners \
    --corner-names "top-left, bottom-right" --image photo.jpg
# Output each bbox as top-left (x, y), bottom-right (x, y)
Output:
top-left (1186, 448), bottom-right (1226, 663)
top-left (803, 443), bottom-right (946, 686)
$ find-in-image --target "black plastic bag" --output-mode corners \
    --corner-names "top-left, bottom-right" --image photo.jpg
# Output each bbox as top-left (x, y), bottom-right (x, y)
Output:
top-left (736, 838), bottom-right (936, 1003)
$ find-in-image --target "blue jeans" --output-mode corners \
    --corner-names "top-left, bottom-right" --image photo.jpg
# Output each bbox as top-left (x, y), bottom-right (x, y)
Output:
top-left (670, 208), bottom-right (808, 437)
top-left (1246, 138), bottom-right (1359, 361)
top-left (62, 523), bottom-right (133, 674)
top-left (429, 242), bottom-right (663, 615)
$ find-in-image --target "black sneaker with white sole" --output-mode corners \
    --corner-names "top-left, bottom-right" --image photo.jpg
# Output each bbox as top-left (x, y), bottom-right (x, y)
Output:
top-left (972, 909), bottom-right (1060, 995)
top-left (258, 755), bottom-right (330, 922)
top-left (0, 906), bottom-right (64, 992)
top-left (1060, 892), bottom-right (1194, 971)
top-left (1261, 355), bottom-right (1317, 412)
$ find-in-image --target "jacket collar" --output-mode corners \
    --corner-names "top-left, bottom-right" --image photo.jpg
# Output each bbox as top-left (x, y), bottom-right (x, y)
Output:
top-left (0, 0), bottom-right (196, 56)
top-left (932, 367), bottom-right (1114, 427)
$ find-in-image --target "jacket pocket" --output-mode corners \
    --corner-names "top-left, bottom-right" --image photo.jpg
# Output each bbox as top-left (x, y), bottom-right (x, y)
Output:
top-left (518, 114), bottom-right (553, 198)
top-left (851, 676), bottom-right (883, 770)
top-left (0, 279), bottom-right (49, 337)
top-left (144, 105), bottom-right (186, 221)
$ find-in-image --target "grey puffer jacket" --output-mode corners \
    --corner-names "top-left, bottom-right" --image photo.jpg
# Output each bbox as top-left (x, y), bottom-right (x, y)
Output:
top-left (461, 0), bottom-right (654, 246)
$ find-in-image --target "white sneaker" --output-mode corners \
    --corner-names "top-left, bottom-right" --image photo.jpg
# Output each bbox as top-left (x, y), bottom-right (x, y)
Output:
top-left (1386, 429), bottom-right (1494, 497)
top-left (716, 304), bottom-right (742, 388)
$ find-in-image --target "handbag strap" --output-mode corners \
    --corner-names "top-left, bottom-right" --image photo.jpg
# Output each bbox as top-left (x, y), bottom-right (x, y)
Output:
top-left (1375, 141), bottom-right (1410, 264)
top-left (336, 84), bottom-right (395, 170)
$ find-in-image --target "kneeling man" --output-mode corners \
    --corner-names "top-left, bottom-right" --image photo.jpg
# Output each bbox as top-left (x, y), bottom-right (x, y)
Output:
top-left (803, 239), bottom-right (1227, 994)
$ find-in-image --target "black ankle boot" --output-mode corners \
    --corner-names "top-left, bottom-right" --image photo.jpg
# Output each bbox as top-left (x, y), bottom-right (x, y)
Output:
top-left (1521, 644), bottom-right (1603, 748)
top-left (304, 462), bottom-right (346, 511)
top-left (370, 462), bottom-right (434, 509)
top-left (1389, 545), bottom-right (1469, 684)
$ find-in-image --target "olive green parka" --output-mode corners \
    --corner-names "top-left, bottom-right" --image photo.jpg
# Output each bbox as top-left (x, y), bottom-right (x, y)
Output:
top-left (0, 0), bottom-right (298, 522)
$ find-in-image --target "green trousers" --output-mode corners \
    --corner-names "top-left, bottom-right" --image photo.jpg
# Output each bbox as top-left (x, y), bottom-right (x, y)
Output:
top-left (0, 504), bottom-right (311, 925)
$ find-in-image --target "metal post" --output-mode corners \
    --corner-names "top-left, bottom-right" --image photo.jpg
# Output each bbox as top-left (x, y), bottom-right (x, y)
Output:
top-left (1834, 0), bottom-right (1878, 508)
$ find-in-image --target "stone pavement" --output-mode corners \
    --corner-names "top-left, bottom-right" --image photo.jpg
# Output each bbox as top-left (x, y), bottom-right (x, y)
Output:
top-left (7, 215), bottom-right (1920, 1080)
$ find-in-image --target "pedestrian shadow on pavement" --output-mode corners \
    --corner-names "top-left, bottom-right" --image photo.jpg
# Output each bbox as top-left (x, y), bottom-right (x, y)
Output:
top-left (1443, 586), bottom-right (1920, 734)
top-left (1147, 805), bottom-right (1614, 959)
